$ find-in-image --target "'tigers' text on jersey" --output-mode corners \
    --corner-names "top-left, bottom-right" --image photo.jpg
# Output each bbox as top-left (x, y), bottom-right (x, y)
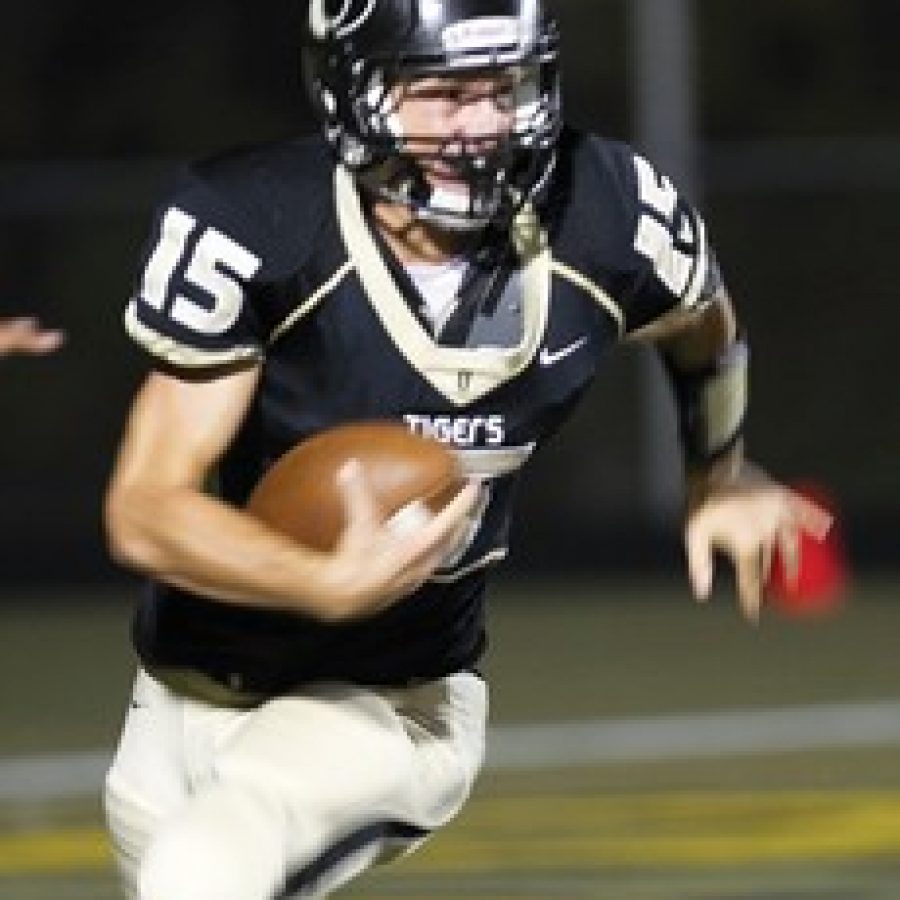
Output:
top-left (404, 414), bottom-right (505, 447)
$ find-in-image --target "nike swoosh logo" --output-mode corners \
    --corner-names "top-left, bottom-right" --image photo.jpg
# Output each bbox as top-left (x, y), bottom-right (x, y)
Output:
top-left (539, 336), bottom-right (589, 367)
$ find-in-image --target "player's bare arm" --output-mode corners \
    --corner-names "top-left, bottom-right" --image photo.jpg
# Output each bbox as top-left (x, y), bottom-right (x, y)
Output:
top-left (104, 367), bottom-right (479, 621)
top-left (636, 292), bottom-right (832, 621)
top-left (0, 316), bottom-right (65, 356)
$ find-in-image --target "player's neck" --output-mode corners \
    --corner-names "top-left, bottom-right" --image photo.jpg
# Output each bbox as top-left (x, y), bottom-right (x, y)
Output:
top-left (372, 200), bottom-right (478, 265)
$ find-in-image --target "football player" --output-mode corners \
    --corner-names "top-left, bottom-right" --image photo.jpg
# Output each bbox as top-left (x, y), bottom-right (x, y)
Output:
top-left (0, 316), bottom-right (64, 356)
top-left (103, 1), bottom-right (832, 897)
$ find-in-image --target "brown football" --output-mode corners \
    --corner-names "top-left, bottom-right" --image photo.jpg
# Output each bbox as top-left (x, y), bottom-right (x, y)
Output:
top-left (245, 421), bottom-right (463, 551)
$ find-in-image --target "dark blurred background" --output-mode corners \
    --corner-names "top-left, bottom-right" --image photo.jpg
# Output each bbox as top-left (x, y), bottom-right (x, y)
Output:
top-left (1, 0), bottom-right (898, 587)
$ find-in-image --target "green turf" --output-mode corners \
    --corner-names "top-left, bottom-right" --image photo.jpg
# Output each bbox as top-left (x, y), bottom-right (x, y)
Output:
top-left (3, 579), bottom-right (899, 754)
top-left (2, 579), bottom-right (899, 898)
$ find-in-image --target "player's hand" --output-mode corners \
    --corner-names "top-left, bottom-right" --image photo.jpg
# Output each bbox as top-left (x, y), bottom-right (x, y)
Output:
top-left (0, 317), bottom-right (65, 357)
top-left (684, 467), bottom-right (833, 623)
top-left (319, 459), bottom-right (482, 620)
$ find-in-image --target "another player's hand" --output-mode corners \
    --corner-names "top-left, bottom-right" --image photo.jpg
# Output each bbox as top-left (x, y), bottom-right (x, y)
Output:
top-left (0, 317), bottom-right (65, 357)
top-left (319, 460), bottom-right (482, 620)
top-left (684, 466), bottom-right (833, 622)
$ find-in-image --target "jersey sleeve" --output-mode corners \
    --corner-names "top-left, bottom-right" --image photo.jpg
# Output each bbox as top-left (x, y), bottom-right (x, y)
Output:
top-left (124, 166), bottom-right (268, 369)
top-left (618, 149), bottom-right (712, 333)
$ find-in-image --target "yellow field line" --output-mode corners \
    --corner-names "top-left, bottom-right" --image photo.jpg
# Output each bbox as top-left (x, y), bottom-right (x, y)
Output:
top-left (0, 827), bottom-right (110, 875)
top-left (405, 790), bottom-right (900, 872)
top-left (4, 791), bottom-right (900, 876)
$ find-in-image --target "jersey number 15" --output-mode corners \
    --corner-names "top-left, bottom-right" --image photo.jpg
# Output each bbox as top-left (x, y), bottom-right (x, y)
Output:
top-left (141, 207), bottom-right (262, 336)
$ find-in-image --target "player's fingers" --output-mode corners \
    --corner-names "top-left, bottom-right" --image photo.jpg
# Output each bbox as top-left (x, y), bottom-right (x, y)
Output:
top-left (361, 483), bottom-right (483, 609)
top-left (0, 318), bottom-right (64, 355)
top-left (0, 318), bottom-right (36, 353)
top-left (760, 539), bottom-right (775, 588)
top-left (788, 492), bottom-right (833, 542)
top-left (25, 329), bottom-right (66, 354)
top-left (685, 523), bottom-right (715, 602)
top-left (336, 459), bottom-right (378, 538)
top-left (375, 521), bottom-right (470, 605)
top-left (441, 479), bottom-right (483, 524)
top-left (735, 549), bottom-right (764, 624)
top-left (777, 526), bottom-right (801, 587)
top-left (405, 481), bottom-right (481, 563)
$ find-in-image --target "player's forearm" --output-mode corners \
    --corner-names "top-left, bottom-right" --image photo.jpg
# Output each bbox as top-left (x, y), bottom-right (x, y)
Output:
top-left (104, 484), bottom-right (349, 620)
top-left (657, 293), bottom-right (750, 499)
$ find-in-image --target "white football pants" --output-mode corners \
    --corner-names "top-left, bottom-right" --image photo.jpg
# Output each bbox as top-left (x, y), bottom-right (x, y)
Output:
top-left (104, 668), bottom-right (487, 900)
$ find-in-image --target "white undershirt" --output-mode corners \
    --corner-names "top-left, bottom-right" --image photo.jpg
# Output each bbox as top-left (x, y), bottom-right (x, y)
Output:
top-left (404, 257), bottom-right (468, 331)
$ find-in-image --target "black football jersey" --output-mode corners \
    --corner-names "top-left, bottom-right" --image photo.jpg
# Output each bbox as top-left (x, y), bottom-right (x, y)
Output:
top-left (124, 127), bottom-right (712, 693)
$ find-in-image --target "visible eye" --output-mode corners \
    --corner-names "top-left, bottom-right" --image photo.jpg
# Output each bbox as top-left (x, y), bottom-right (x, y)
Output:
top-left (435, 88), bottom-right (468, 106)
top-left (493, 85), bottom-right (516, 113)
top-left (402, 82), bottom-right (463, 103)
top-left (400, 77), bottom-right (517, 115)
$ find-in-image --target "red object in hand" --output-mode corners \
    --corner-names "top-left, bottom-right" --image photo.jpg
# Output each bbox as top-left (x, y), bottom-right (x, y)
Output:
top-left (766, 483), bottom-right (848, 616)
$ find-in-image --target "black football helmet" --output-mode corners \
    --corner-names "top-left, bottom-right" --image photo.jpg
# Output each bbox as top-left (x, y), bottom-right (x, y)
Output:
top-left (302, 0), bottom-right (562, 230)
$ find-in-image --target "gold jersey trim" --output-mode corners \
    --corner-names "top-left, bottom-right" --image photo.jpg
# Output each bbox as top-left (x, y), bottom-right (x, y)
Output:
top-left (267, 260), bottom-right (355, 346)
top-left (124, 302), bottom-right (263, 368)
top-left (549, 260), bottom-right (625, 338)
top-left (334, 165), bottom-right (552, 407)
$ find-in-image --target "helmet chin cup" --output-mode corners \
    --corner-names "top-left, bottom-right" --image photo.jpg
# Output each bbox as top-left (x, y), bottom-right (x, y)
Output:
top-left (403, 175), bottom-right (500, 232)
top-left (421, 186), bottom-right (496, 232)
top-left (358, 149), bottom-right (516, 232)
